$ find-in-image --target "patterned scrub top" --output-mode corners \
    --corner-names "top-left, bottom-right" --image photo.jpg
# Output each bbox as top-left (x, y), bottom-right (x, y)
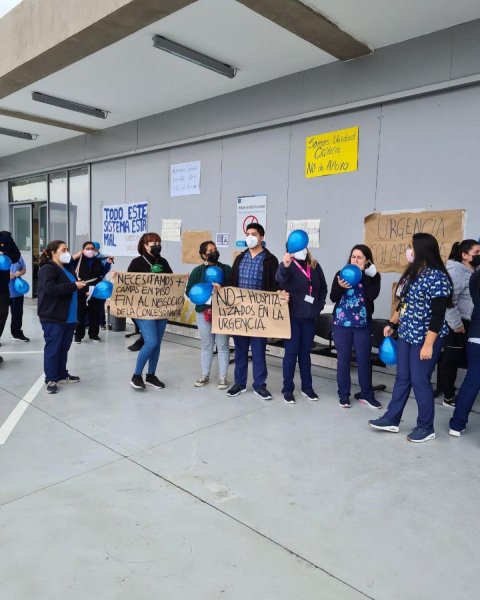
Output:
top-left (333, 282), bottom-right (368, 328)
top-left (398, 268), bottom-right (452, 345)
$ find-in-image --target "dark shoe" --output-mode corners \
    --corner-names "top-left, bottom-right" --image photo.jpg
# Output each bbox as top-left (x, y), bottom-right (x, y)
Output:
top-left (145, 374), bottom-right (165, 389)
top-left (130, 374), bottom-right (146, 390)
top-left (339, 398), bottom-right (351, 408)
top-left (128, 338), bottom-right (144, 352)
top-left (254, 386), bottom-right (273, 400)
top-left (359, 397), bottom-right (382, 409)
top-left (46, 381), bottom-right (58, 394)
top-left (226, 384), bottom-right (247, 397)
top-left (58, 374), bottom-right (80, 384)
top-left (407, 426), bottom-right (435, 443)
top-left (12, 333), bottom-right (30, 342)
top-left (443, 396), bottom-right (456, 408)
top-left (100, 325), bottom-right (107, 330)
top-left (0, 355), bottom-right (3, 363)
top-left (89, 336), bottom-right (101, 342)
top-left (433, 388), bottom-right (443, 398)
top-left (283, 392), bottom-right (296, 404)
top-left (74, 337), bottom-right (82, 344)
top-left (301, 389), bottom-right (319, 402)
top-left (369, 416), bottom-right (399, 432)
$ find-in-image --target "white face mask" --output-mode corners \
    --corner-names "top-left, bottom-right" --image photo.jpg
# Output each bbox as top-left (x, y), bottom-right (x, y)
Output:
top-left (293, 249), bottom-right (308, 260)
top-left (364, 262), bottom-right (377, 277)
top-left (59, 251), bottom-right (72, 264)
top-left (245, 234), bottom-right (259, 249)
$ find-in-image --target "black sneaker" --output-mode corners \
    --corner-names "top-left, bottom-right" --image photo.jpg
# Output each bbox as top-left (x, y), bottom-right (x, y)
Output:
top-left (89, 336), bottom-right (101, 342)
top-left (254, 387), bottom-right (273, 400)
top-left (226, 384), bottom-right (247, 397)
top-left (443, 396), bottom-right (456, 408)
top-left (130, 374), bottom-right (146, 390)
top-left (128, 338), bottom-right (144, 351)
top-left (339, 398), bottom-right (351, 408)
top-left (58, 374), bottom-right (80, 384)
top-left (301, 389), bottom-right (319, 402)
top-left (12, 333), bottom-right (30, 342)
top-left (359, 397), bottom-right (382, 409)
top-left (145, 374), bottom-right (165, 389)
top-left (283, 392), bottom-right (296, 404)
top-left (46, 381), bottom-right (58, 394)
top-left (74, 337), bottom-right (82, 344)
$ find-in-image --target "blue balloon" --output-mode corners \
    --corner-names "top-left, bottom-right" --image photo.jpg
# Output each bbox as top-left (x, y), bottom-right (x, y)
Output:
top-left (13, 276), bottom-right (30, 295)
top-left (91, 281), bottom-right (113, 300)
top-left (287, 229), bottom-right (309, 254)
top-left (0, 254), bottom-right (12, 271)
top-left (205, 266), bottom-right (224, 285)
top-left (340, 264), bottom-right (362, 287)
top-left (188, 282), bottom-right (213, 305)
top-left (379, 337), bottom-right (397, 365)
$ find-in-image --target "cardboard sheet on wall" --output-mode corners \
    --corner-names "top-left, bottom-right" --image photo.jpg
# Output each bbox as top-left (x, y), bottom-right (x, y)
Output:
top-left (212, 287), bottom-right (291, 339)
top-left (364, 209), bottom-right (465, 273)
top-left (181, 230), bottom-right (212, 264)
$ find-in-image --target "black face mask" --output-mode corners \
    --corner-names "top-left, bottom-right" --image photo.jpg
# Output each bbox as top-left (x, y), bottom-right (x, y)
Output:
top-left (471, 255), bottom-right (480, 268)
top-left (150, 244), bottom-right (162, 256)
top-left (206, 250), bottom-right (220, 263)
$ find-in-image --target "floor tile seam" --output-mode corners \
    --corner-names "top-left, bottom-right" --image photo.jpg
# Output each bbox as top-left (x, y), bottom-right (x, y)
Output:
top-left (0, 456), bottom-right (125, 509)
top-left (126, 456), bottom-right (377, 600)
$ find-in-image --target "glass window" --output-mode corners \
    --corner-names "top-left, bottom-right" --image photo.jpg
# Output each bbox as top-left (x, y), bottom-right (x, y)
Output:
top-left (12, 205), bottom-right (32, 251)
top-left (48, 171), bottom-right (68, 243)
top-left (10, 176), bottom-right (47, 203)
top-left (69, 167), bottom-right (90, 251)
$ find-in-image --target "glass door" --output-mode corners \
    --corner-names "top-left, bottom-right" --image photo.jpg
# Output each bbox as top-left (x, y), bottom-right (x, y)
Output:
top-left (12, 204), bottom-right (33, 299)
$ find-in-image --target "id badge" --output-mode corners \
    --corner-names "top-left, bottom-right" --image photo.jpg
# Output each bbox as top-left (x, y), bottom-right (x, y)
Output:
top-left (304, 294), bottom-right (314, 304)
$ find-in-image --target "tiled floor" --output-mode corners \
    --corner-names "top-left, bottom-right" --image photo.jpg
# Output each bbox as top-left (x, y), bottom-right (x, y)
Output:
top-left (0, 302), bottom-right (478, 599)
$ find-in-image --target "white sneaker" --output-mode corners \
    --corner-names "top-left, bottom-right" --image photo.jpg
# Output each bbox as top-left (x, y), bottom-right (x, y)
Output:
top-left (449, 428), bottom-right (465, 437)
top-left (194, 375), bottom-right (209, 387)
top-left (217, 377), bottom-right (228, 390)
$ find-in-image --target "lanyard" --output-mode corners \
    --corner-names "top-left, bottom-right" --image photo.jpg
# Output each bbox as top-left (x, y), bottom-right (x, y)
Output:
top-left (292, 259), bottom-right (312, 294)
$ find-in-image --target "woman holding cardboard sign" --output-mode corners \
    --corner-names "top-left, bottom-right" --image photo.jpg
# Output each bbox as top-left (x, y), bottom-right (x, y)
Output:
top-left (128, 232), bottom-right (172, 391)
top-left (186, 240), bottom-right (232, 390)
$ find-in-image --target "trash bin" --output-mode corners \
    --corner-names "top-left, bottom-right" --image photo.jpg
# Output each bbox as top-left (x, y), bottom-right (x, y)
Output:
top-left (108, 309), bottom-right (126, 332)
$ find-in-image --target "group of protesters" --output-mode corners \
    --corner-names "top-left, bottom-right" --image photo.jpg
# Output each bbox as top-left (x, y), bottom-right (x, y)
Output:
top-left (1, 224), bottom-right (479, 444)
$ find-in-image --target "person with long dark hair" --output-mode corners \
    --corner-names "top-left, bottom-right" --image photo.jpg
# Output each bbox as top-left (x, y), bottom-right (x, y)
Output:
top-left (369, 233), bottom-right (453, 443)
top-left (330, 244), bottom-right (381, 409)
top-left (436, 239), bottom-right (480, 406)
top-left (276, 245), bottom-right (328, 404)
top-left (128, 232), bottom-right (172, 390)
top-left (37, 240), bottom-right (86, 394)
top-left (449, 269), bottom-right (480, 436)
top-left (186, 240), bottom-right (232, 389)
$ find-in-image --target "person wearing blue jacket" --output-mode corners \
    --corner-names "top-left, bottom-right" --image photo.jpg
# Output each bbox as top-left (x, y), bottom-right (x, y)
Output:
top-left (0, 231), bottom-right (21, 355)
top-left (9, 255), bottom-right (30, 342)
top-left (449, 269), bottom-right (480, 436)
top-left (276, 247), bottom-right (327, 404)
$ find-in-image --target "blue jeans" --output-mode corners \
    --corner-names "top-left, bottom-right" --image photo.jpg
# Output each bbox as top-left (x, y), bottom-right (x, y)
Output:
top-left (196, 310), bottom-right (230, 378)
top-left (282, 317), bottom-right (315, 393)
top-left (41, 321), bottom-right (76, 383)
top-left (449, 342), bottom-right (480, 431)
top-left (384, 336), bottom-right (444, 429)
top-left (135, 319), bottom-right (167, 376)
top-left (333, 324), bottom-right (374, 401)
top-left (233, 335), bottom-right (267, 389)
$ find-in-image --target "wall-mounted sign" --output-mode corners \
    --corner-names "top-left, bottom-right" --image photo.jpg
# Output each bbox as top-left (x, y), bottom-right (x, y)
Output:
top-left (305, 126), bottom-right (359, 178)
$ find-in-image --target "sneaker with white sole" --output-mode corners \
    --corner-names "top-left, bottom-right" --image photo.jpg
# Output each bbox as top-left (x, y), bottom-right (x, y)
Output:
top-left (369, 416), bottom-right (400, 433)
top-left (194, 375), bottom-right (210, 387)
top-left (407, 426), bottom-right (435, 443)
top-left (359, 397), bottom-right (382, 409)
top-left (130, 374), bottom-right (146, 390)
top-left (217, 377), bottom-right (228, 390)
top-left (226, 384), bottom-right (247, 397)
top-left (145, 374), bottom-right (165, 389)
top-left (301, 389), bottom-right (319, 401)
top-left (449, 427), bottom-right (465, 437)
top-left (443, 396), bottom-right (456, 408)
top-left (254, 387), bottom-right (273, 400)
top-left (46, 381), bottom-right (58, 394)
top-left (283, 392), bottom-right (296, 404)
top-left (58, 374), bottom-right (80, 383)
top-left (339, 398), bottom-right (351, 408)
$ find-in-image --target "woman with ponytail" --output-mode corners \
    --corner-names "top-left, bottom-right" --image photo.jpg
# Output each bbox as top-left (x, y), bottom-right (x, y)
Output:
top-left (37, 241), bottom-right (87, 394)
top-left (436, 239), bottom-right (480, 406)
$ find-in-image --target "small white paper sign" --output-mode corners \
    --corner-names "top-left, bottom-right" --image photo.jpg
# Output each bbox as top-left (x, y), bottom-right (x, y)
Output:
top-left (170, 161), bottom-right (201, 197)
top-left (161, 219), bottom-right (182, 242)
top-left (216, 233), bottom-right (229, 247)
top-left (286, 219), bottom-right (320, 248)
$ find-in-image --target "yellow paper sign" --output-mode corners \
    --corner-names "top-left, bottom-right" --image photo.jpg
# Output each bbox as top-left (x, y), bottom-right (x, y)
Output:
top-left (305, 126), bottom-right (359, 178)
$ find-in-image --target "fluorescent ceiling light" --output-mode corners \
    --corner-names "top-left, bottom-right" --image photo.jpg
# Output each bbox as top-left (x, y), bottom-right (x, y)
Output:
top-left (0, 126), bottom-right (38, 140)
top-left (152, 35), bottom-right (237, 79)
top-left (32, 92), bottom-right (109, 119)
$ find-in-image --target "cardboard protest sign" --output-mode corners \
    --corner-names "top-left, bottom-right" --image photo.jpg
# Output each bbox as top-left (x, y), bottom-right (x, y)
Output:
top-left (211, 287), bottom-right (291, 339)
top-left (182, 230), bottom-right (211, 264)
top-left (110, 272), bottom-right (188, 320)
top-left (364, 209), bottom-right (464, 273)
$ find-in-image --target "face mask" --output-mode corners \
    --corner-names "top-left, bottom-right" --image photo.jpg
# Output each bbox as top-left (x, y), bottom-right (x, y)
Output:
top-left (405, 248), bottom-right (414, 263)
top-left (471, 255), bottom-right (480, 268)
top-left (364, 262), bottom-right (377, 277)
top-left (245, 235), bottom-right (259, 249)
top-left (293, 249), bottom-right (308, 260)
top-left (59, 251), bottom-right (71, 264)
top-left (83, 249), bottom-right (96, 258)
top-left (206, 251), bottom-right (220, 263)
top-left (150, 244), bottom-right (162, 256)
